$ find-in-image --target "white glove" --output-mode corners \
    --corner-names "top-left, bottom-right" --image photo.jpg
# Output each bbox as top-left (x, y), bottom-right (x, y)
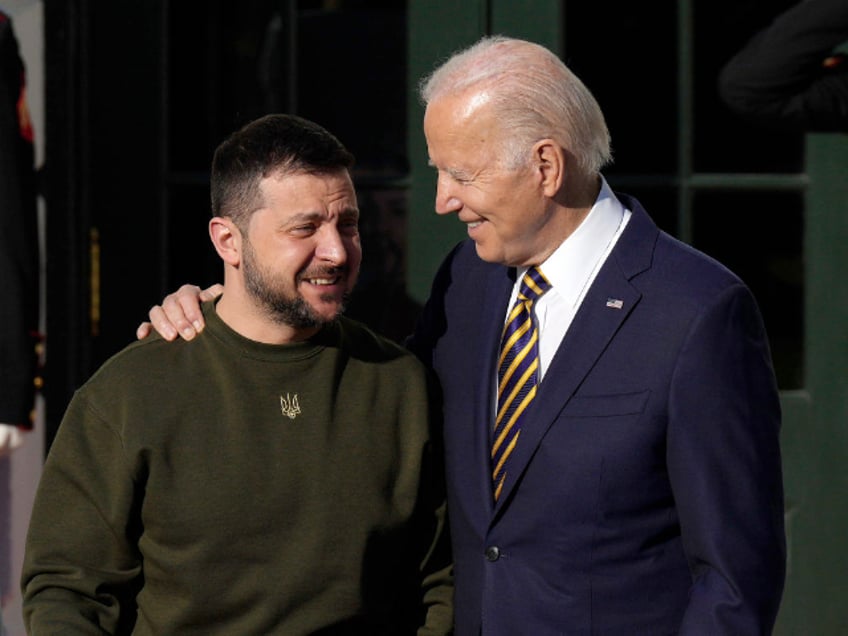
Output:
top-left (0, 423), bottom-right (26, 457)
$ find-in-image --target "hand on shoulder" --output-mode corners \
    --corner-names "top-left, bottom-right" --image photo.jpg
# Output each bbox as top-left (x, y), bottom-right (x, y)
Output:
top-left (136, 283), bottom-right (223, 341)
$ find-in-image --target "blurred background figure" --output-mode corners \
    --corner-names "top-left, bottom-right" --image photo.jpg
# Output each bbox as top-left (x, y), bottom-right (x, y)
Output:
top-left (0, 10), bottom-right (38, 453)
top-left (719, 0), bottom-right (848, 132)
top-left (0, 8), bottom-right (40, 634)
top-left (345, 186), bottom-right (422, 344)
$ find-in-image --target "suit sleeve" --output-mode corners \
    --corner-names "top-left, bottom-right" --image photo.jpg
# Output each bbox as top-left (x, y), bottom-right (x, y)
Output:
top-left (405, 242), bottom-right (464, 369)
top-left (21, 392), bottom-right (143, 634)
top-left (668, 283), bottom-right (785, 634)
top-left (416, 375), bottom-right (454, 636)
top-left (404, 255), bottom-right (457, 634)
top-left (718, 0), bottom-right (848, 132)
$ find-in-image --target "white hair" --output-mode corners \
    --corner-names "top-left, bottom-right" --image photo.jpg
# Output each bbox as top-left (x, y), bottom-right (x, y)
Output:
top-left (419, 35), bottom-right (612, 175)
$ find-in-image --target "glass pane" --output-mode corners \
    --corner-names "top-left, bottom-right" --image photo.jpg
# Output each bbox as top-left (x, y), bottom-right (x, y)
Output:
top-left (692, 191), bottom-right (804, 389)
top-left (166, 184), bottom-right (220, 290)
top-left (693, 0), bottom-right (804, 173)
top-left (165, 1), bottom-right (413, 341)
top-left (296, 6), bottom-right (407, 176)
top-left (167, 1), bottom-right (407, 173)
top-left (168, 1), bottom-right (279, 172)
top-left (564, 4), bottom-right (677, 175)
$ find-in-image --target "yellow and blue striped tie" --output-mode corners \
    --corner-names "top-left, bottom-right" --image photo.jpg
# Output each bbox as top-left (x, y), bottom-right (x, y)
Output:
top-left (492, 266), bottom-right (551, 502)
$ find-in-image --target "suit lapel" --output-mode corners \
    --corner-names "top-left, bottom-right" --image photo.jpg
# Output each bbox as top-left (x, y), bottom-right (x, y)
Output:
top-left (475, 267), bottom-right (516, 513)
top-left (491, 202), bottom-right (656, 516)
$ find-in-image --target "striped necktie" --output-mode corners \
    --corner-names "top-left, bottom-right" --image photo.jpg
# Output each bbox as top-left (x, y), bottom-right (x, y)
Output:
top-left (492, 266), bottom-right (551, 501)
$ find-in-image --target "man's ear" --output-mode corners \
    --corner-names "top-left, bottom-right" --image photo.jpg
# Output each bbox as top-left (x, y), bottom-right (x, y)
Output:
top-left (209, 217), bottom-right (241, 266)
top-left (532, 139), bottom-right (565, 197)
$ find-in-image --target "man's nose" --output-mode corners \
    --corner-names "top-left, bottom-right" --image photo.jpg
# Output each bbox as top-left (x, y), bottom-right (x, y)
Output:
top-left (434, 173), bottom-right (462, 215)
top-left (315, 227), bottom-right (347, 265)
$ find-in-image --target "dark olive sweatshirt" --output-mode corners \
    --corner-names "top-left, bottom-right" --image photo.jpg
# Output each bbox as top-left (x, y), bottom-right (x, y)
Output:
top-left (22, 301), bottom-right (453, 634)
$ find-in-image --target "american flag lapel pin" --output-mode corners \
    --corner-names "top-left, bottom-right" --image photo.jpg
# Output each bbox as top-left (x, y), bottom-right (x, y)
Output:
top-left (605, 297), bottom-right (624, 309)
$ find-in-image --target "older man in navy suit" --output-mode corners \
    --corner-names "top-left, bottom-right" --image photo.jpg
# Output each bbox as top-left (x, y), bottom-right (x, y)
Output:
top-left (407, 36), bottom-right (784, 634)
top-left (142, 36), bottom-right (785, 635)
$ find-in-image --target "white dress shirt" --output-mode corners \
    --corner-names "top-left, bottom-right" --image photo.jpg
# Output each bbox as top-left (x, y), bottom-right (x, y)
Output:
top-left (505, 177), bottom-right (631, 381)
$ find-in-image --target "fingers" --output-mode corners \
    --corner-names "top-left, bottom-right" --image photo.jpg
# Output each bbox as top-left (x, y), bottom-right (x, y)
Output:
top-left (147, 305), bottom-right (181, 341)
top-left (143, 283), bottom-right (219, 342)
top-left (157, 284), bottom-right (210, 341)
top-left (199, 283), bottom-right (224, 302)
top-left (136, 321), bottom-right (153, 341)
top-left (169, 284), bottom-right (208, 339)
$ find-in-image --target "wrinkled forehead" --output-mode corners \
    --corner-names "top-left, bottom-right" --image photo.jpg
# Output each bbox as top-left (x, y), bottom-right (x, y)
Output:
top-left (424, 92), bottom-right (506, 162)
top-left (425, 87), bottom-right (495, 127)
top-left (255, 169), bottom-right (357, 213)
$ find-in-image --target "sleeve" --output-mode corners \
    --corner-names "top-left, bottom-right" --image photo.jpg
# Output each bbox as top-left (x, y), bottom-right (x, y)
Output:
top-left (405, 242), bottom-right (464, 369)
top-left (416, 371), bottom-right (454, 635)
top-left (21, 391), bottom-right (144, 634)
top-left (718, 0), bottom-right (848, 132)
top-left (0, 12), bottom-right (40, 427)
top-left (668, 284), bottom-right (786, 634)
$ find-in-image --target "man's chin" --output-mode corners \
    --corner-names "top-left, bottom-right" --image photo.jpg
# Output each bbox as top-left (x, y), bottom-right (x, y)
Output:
top-left (473, 241), bottom-right (501, 264)
top-left (311, 294), bottom-right (349, 322)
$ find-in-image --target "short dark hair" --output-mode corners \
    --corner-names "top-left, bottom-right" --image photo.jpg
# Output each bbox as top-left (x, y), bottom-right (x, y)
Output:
top-left (210, 114), bottom-right (355, 227)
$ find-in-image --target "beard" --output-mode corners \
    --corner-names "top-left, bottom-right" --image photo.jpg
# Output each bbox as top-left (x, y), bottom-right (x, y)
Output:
top-left (242, 238), bottom-right (350, 329)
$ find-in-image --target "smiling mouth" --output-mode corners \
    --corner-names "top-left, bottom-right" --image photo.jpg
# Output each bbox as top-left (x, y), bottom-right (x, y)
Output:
top-left (467, 220), bottom-right (484, 229)
top-left (300, 267), bottom-right (347, 287)
top-left (305, 276), bottom-right (341, 286)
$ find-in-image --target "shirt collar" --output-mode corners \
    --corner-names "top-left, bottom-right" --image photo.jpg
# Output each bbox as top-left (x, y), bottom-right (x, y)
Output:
top-left (522, 177), bottom-right (628, 307)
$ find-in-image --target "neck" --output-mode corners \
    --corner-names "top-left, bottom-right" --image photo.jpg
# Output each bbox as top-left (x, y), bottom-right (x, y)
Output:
top-left (215, 284), bottom-right (320, 345)
top-left (529, 173), bottom-right (601, 265)
top-left (560, 171), bottom-right (601, 213)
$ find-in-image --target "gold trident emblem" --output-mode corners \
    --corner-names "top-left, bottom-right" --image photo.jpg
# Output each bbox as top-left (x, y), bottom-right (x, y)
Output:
top-left (280, 393), bottom-right (301, 419)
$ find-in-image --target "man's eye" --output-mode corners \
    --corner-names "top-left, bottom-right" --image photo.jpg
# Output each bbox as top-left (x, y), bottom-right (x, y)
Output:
top-left (340, 220), bottom-right (359, 234)
top-left (291, 225), bottom-right (316, 236)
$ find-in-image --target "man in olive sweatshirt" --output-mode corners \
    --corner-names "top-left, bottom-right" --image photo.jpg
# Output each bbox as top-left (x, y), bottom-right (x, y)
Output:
top-left (21, 114), bottom-right (453, 635)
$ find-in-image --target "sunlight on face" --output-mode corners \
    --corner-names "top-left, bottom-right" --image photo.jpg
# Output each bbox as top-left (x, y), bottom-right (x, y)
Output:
top-left (424, 92), bottom-right (553, 266)
top-left (242, 170), bottom-right (362, 329)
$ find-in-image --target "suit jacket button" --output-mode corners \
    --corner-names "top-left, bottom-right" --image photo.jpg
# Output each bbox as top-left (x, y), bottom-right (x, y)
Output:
top-left (485, 546), bottom-right (500, 562)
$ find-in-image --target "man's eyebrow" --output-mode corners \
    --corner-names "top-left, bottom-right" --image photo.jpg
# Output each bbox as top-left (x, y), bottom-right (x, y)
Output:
top-left (284, 211), bottom-right (324, 225)
top-left (446, 167), bottom-right (470, 181)
top-left (426, 160), bottom-right (467, 180)
top-left (283, 209), bottom-right (359, 225)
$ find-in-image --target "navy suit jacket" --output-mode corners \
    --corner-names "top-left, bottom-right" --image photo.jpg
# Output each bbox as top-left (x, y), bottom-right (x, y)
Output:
top-left (408, 193), bottom-right (785, 635)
